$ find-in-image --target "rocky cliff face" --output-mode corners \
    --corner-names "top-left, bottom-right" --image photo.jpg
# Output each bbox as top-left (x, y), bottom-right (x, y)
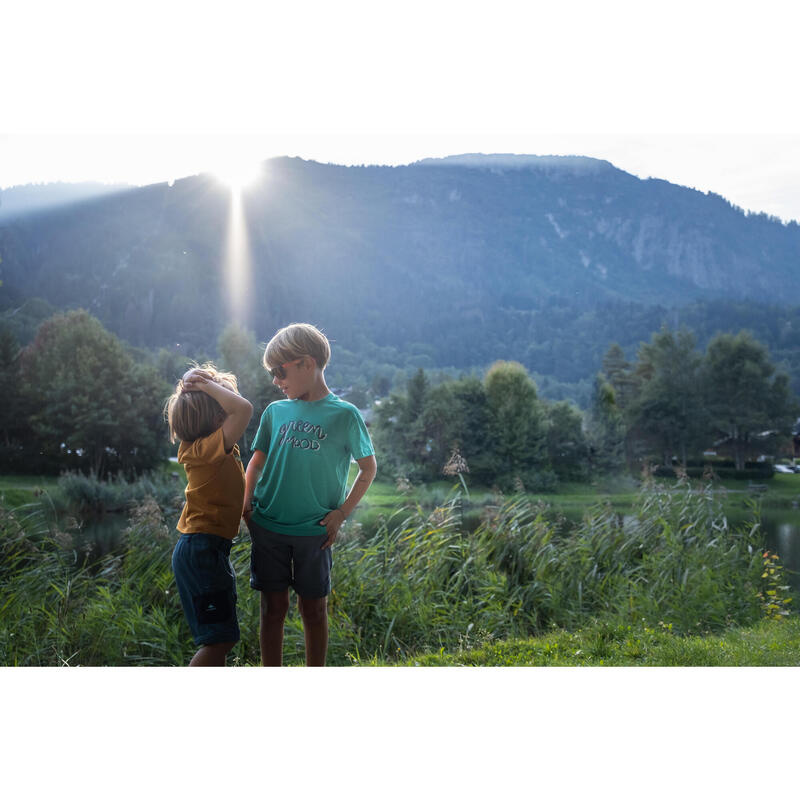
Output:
top-left (598, 212), bottom-right (770, 294)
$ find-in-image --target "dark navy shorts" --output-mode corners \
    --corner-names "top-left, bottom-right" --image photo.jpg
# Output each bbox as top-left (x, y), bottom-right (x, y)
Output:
top-left (247, 518), bottom-right (332, 598)
top-left (172, 533), bottom-right (240, 646)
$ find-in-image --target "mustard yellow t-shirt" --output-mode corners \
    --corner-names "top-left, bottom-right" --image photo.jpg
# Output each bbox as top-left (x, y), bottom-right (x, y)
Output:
top-left (177, 427), bottom-right (245, 539)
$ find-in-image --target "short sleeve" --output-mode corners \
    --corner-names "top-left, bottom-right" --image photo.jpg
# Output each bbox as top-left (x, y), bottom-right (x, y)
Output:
top-left (178, 427), bottom-right (227, 467)
top-left (251, 405), bottom-right (273, 454)
top-left (347, 409), bottom-right (374, 460)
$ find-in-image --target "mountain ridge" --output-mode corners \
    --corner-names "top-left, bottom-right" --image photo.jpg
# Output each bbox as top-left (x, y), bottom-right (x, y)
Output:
top-left (1, 155), bottom-right (798, 390)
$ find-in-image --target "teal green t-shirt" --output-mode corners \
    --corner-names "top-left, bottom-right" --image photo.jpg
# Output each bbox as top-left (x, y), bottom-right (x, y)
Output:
top-left (250, 393), bottom-right (374, 536)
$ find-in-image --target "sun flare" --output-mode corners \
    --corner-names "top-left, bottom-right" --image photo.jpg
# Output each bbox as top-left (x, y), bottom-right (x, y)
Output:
top-left (211, 156), bottom-right (263, 191)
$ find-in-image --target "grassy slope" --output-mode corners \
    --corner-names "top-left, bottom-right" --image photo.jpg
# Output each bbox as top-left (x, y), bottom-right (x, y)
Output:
top-left (394, 618), bottom-right (800, 667)
top-left (0, 475), bottom-right (59, 507)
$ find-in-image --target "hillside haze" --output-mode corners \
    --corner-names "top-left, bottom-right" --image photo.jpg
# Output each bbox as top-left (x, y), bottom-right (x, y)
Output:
top-left (0, 182), bottom-right (131, 220)
top-left (2, 154), bottom-right (799, 392)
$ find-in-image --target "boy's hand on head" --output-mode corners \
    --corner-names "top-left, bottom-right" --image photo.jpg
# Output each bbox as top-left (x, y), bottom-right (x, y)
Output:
top-left (319, 508), bottom-right (345, 549)
top-left (181, 368), bottom-right (212, 392)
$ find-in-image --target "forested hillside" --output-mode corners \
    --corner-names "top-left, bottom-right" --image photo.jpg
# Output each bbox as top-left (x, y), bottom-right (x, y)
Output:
top-left (2, 155), bottom-right (799, 401)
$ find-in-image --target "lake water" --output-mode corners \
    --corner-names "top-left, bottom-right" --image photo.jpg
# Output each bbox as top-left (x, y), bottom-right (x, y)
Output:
top-left (760, 512), bottom-right (800, 593)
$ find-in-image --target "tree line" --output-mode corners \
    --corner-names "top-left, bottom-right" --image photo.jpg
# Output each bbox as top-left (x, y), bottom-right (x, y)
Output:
top-left (597, 328), bottom-right (798, 473)
top-left (6, 292), bottom-right (800, 413)
top-left (0, 310), bottom-right (283, 477)
top-left (373, 327), bottom-right (799, 489)
top-left (1, 309), bottom-right (797, 484)
top-left (373, 361), bottom-right (589, 491)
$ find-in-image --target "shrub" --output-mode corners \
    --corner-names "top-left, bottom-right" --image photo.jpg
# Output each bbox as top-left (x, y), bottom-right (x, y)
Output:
top-left (53, 471), bottom-right (183, 516)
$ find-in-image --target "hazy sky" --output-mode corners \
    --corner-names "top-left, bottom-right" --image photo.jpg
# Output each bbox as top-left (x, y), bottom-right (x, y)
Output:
top-left (3, 1), bottom-right (800, 220)
top-left (3, 132), bottom-right (800, 223)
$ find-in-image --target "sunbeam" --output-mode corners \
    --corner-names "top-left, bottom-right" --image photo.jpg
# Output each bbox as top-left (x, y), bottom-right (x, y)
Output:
top-left (223, 187), bottom-right (253, 328)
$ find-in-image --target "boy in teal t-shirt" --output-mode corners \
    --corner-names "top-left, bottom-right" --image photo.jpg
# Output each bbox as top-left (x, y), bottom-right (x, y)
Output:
top-left (243, 323), bottom-right (377, 666)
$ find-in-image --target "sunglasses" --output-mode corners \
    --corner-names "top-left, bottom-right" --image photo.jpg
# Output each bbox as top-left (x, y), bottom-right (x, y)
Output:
top-left (268, 358), bottom-right (304, 380)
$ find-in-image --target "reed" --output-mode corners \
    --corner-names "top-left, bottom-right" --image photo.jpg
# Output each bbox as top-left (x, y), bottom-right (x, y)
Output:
top-left (327, 473), bottom-right (779, 662)
top-left (0, 474), bottom-right (791, 666)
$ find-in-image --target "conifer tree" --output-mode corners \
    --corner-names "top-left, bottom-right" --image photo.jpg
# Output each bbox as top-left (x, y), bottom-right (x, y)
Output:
top-left (587, 374), bottom-right (626, 474)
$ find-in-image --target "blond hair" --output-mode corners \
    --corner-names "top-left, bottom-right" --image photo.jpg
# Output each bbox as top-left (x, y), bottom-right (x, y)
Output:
top-left (263, 323), bottom-right (331, 371)
top-left (163, 363), bottom-right (240, 444)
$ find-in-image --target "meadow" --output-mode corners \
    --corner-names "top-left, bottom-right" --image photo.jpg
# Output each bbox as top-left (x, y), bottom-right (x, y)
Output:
top-left (1, 468), bottom-right (797, 667)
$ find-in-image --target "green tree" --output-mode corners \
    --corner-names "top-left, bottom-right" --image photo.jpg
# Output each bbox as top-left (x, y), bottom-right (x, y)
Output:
top-left (217, 323), bottom-right (282, 454)
top-left (416, 376), bottom-right (493, 482)
top-left (587, 374), bottom-right (626, 474)
top-left (484, 361), bottom-right (548, 487)
top-left (420, 381), bottom-right (462, 479)
top-left (702, 331), bottom-right (798, 470)
top-left (154, 345), bottom-right (188, 384)
top-left (19, 310), bottom-right (168, 476)
top-left (0, 324), bottom-right (31, 468)
top-left (602, 342), bottom-right (638, 413)
top-left (371, 391), bottom-right (410, 480)
top-left (450, 376), bottom-right (494, 484)
top-left (370, 373), bottom-right (392, 399)
top-left (546, 400), bottom-right (589, 481)
top-left (398, 368), bottom-right (430, 474)
top-left (630, 328), bottom-right (705, 466)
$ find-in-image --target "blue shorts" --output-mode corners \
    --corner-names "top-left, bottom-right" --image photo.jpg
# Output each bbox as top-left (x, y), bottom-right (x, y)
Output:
top-left (247, 519), bottom-right (332, 598)
top-left (172, 533), bottom-right (240, 646)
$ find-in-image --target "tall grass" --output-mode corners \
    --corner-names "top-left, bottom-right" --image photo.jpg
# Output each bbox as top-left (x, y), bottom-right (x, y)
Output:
top-left (328, 474), bottom-right (781, 661)
top-left (0, 474), bottom-right (791, 666)
top-left (0, 499), bottom-right (187, 665)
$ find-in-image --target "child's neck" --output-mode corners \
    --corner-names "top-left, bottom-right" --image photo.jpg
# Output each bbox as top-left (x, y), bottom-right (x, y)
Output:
top-left (298, 373), bottom-right (330, 403)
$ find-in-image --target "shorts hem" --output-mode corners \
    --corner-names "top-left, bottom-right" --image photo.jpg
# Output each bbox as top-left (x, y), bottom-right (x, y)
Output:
top-left (194, 632), bottom-right (240, 646)
top-left (295, 587), bottom-right (331, 599)
top-left (249, 578), bottom-right (291, 592)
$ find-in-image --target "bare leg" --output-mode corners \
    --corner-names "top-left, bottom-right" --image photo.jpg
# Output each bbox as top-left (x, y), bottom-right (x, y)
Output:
top-left (189, 641), bottom-right (236, 667)
top-left (260, 589), bottom-right (290, 666)
top-left (297, 595), bottom-right (328, 667)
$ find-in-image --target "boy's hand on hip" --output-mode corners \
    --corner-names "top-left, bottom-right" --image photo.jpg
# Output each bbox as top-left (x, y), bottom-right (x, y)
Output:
top-left (319, 509), bottom-right (345, 549)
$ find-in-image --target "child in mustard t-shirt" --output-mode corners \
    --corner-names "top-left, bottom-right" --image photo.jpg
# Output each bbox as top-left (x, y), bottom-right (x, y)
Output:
top-left (243, 323), bottom-right (377, 667)
top-left (164, 364), bottom-right (253, 666)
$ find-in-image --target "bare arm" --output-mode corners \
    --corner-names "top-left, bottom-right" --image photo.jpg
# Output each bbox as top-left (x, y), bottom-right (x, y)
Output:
top-left (182, 368), bottom-right (253, 452)
top-left (243, 448), bottom-right (266, 520)
top-left (319, 454), bottom-right (377, 549)
top-left (340, 454), bottom-right (377, 518)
